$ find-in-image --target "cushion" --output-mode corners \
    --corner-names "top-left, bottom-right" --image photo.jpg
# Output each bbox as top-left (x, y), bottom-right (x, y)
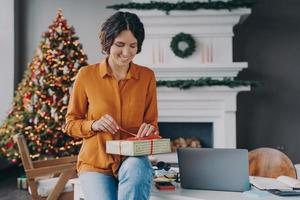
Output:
top-left (28, 177), bottom-right (73, 197)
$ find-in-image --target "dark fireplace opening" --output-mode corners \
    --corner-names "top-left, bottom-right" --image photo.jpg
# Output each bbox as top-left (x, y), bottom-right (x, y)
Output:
top-left (158, 122), bottom-right (213, 148)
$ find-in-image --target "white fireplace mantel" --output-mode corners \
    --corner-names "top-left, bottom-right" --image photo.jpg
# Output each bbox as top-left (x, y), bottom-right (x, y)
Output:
top-left (129, 8), bottom-right (252, 148)
top-left (132, 8), bottom-right (251, 65)
top-left (152, 62), bottom-right (248, 80)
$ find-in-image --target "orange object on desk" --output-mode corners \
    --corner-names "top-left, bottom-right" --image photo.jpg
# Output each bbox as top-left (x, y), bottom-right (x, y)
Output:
top-left (155, 182), bottom-right (176, 191)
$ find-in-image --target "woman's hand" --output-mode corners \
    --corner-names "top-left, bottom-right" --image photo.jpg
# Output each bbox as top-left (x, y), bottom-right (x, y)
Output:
top-left (136, 123), bottom-right (159, 138)
top-left (91, 114), bottom-right (119, 134)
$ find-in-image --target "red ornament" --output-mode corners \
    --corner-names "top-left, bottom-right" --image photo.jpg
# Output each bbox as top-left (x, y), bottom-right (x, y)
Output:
top-left (24, 92), bottom-right (32, 101)
top-left (47, 97), bottom-right (53, 104)
top-left (6, 140), bottom-right (14, 148)
top-left (47, 129), bottom-right (54, 134)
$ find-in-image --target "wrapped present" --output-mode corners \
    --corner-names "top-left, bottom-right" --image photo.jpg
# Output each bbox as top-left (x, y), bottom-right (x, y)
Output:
top-left (17, 176), bottom-right (28, 190)
top-left (106, 135), bottom-right (171, 156)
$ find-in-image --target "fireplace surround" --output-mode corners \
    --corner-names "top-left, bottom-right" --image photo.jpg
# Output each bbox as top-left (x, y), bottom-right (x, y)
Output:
top-left (130, 8), bottom-right (252, 148)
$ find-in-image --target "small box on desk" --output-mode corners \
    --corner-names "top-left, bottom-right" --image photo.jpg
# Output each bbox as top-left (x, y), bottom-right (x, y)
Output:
top-left (106, 138), bottom-right (171, 156)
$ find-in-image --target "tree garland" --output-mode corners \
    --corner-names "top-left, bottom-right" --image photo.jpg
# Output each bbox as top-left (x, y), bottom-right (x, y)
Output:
top-left (170, 33), bottom-right (196, 58)
top-left (156, 78), bottom-right (258, 89)
top-left (107, 0), bottom-right (256, 15)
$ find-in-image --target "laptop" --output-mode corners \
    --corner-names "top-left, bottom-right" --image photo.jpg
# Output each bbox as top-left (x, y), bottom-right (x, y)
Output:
top-left (177, 148), bottom-right (250, 192)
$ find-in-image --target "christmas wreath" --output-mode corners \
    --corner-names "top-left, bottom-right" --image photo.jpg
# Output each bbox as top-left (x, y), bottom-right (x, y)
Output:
top-left (170, 33), bottom-right (196, 58)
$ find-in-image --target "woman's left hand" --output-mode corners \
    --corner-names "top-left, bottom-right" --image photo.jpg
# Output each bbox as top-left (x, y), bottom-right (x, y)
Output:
top-left (137, 123), bottom-right (159, 138)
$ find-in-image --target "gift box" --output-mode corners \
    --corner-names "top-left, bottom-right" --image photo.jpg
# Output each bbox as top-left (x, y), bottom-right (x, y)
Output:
top-left (106, 137), bottom-right (171, 156)
top-left (17, 176), bottom-right (28, 190)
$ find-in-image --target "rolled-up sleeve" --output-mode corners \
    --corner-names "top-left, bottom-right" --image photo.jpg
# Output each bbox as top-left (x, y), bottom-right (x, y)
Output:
top-left (143, 72), bottom-right (159, 130)
top-left (64, 68), bottom-right (96, 138)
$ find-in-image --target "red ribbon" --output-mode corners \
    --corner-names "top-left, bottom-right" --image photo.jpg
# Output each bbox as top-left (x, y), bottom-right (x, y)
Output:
top-left (127, 134), bottom-right (161, 140)
top-left (150, 139), bottom-right (153, 155)
top-left (117, 135), bottom-right (162, 155)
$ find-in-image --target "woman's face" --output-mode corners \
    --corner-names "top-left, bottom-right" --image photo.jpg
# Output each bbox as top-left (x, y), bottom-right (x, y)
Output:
top-left (109, 30), bottom-right (138, 68)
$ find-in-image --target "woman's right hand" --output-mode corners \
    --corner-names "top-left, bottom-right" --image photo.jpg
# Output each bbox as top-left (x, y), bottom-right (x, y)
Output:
top-left (91, 114), bottom-right (119, 134)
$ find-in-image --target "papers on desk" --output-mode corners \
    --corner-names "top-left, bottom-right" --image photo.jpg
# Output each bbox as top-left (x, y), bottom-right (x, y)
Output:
top-left (250, 176), bottom-right (300, 190)
top-left (154, 167), bottom-right (179, 182)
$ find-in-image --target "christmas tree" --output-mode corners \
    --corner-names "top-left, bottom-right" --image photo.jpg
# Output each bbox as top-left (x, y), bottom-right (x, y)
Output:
top-left (0, 9), bottom-right (88, 163)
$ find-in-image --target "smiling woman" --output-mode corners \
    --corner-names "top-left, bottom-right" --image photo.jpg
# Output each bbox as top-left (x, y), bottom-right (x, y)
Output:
top-left (65, 11), bottom-right (158, 200)
top-left (107, 30), bottom-right (138, 80)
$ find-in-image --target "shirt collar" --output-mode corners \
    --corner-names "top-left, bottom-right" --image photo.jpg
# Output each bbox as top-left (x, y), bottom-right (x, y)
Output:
top-left (99, 58), bottom-right (139, 80)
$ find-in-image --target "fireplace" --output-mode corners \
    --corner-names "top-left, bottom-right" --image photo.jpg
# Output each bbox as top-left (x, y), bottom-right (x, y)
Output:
top-left (129, 7), bottom-right (252, 148)
top-left (155, 86), bottom-right (249, 148)
top-left (158, 122), bottom-right (213, 148)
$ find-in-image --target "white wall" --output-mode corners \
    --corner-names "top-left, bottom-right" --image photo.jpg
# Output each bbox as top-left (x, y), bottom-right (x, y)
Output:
top-left (0, 0), bottom-right (14, 122)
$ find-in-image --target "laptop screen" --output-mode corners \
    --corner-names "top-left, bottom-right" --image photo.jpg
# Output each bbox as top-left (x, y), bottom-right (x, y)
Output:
top-left (177, 148), bottom-right (250, 192)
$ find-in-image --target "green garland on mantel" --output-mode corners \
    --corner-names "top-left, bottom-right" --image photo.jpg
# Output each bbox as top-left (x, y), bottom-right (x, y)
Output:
top-left (156, 78), bottom-right (258, 89)
top-left (107, 0), bottom-right (256, 15)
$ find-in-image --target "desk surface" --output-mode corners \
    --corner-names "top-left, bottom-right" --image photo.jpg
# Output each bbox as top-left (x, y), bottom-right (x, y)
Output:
top-left (70, 178), bottom-right (300, 200)
top-left (150, 183), bottom-right (300, 200)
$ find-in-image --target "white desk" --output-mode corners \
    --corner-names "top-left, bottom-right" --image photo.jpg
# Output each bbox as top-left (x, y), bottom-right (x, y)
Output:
top-left (70, 179), bottom-right (300, 200)
top-left (151, 183), bottom-right (300, 200)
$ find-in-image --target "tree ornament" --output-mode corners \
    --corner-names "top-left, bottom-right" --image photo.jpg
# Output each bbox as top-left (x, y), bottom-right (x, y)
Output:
top-left (23, 93), bottom-right (32, 104)
top-left (170, 33), bottom-right (196, 58)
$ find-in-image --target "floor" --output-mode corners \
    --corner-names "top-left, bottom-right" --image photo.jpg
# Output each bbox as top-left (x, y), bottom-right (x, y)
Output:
top-left (0, 166), bottom-right (31, 200)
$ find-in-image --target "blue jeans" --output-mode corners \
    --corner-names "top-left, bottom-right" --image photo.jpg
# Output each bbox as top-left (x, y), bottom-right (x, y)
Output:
top-left (79, 156), bottom-right (153, 200)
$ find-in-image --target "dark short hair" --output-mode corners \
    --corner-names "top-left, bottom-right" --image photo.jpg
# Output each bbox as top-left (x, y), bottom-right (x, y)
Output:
top-left (99, 11), bottom-right (145, 55)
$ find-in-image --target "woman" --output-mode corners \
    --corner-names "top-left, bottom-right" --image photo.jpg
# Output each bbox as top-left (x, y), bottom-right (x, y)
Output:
top-left (64, 11), bottom-right (158, 200)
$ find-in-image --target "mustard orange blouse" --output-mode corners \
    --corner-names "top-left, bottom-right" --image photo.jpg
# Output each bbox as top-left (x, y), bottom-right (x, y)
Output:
top-left (64, 59), bottom-right (158, 177)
